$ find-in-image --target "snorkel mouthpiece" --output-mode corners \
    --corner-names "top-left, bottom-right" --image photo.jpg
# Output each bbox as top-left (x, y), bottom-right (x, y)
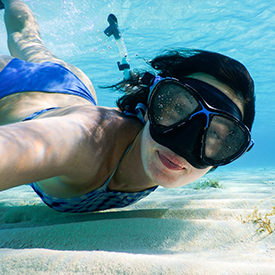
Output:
top-left (104, 14), bottom-right (131, 80)
top-left (104, 14), bottom-right (121, 39)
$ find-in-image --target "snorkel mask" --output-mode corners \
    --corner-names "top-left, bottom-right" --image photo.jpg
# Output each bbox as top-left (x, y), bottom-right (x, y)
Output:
top-left (147, 75), bottom-right (254, 169)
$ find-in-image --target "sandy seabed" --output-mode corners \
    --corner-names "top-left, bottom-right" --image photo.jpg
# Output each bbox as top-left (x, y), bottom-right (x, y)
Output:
top-left (0, 168), bottom-right (275, 274)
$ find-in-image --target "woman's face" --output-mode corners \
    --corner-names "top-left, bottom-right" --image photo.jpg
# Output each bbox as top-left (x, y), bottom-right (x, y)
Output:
top-left (140, 73), bottom-right (243, 188)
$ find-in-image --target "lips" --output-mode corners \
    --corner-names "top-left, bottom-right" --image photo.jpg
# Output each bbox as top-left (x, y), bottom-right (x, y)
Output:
top-left (158, 151), bottom-right (185, 171)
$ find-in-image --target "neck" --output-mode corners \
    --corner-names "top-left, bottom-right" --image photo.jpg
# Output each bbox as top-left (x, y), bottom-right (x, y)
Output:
top-left (108, 129), bottom-right (157, 192)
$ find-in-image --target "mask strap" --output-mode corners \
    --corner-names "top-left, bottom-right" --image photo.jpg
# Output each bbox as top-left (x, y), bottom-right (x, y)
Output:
top-left (140, 72), bottom-right (156, 86)
top-left (135, 103), bottom-right (147, 123)
top-left (123, 103), bottom-right (147, 124)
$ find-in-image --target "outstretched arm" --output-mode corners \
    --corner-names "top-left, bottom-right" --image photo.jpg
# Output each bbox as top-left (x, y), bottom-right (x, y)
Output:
top-left (0, 115), bottom-right (92, 191)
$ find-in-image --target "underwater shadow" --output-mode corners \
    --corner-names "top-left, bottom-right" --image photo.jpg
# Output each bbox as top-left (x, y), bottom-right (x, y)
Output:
top-left (0, 202), bottom-right (170, 229)
top-left (0, 202), bottom-right (207, 254)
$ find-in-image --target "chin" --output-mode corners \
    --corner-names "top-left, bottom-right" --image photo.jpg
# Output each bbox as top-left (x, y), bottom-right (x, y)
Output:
top-left (156, 176), bottom-right (194, 188)
top-left (146, 158), bottom-right (211, 188)
top-left (145, 165), bottom-right (191, 188)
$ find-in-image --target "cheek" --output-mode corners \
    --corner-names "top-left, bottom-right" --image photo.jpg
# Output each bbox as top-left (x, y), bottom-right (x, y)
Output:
top-left (140, 123), bottom-right (166, 182)
top-left (140, 124), bottom-right (155, 170)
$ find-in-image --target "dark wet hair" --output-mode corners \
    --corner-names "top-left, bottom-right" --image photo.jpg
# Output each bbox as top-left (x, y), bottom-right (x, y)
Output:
top-left (112, 49), bottom-right (255, 130)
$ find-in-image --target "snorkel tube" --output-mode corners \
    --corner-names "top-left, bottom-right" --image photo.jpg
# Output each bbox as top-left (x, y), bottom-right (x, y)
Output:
top-left (104, 14), bottom-right (131, 80)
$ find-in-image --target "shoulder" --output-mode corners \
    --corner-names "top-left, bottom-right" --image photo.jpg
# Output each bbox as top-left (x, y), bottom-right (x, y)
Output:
top-left (63, 104), bottom-right (144, 161)
top-left (72, 105), bottom-right (144, 136)
top-left (80, 105), bottom-right (144, 166)
top-left (59, 105), bottom-right (144, 187)
top-left (84, 106), bottom-right (144, 150)
top-left (36, 104), bottom-right (144, 145)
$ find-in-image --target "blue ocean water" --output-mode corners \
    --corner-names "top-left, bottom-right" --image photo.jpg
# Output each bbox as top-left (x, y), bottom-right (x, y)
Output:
top-left (0, 0), bottom-right (274, 170)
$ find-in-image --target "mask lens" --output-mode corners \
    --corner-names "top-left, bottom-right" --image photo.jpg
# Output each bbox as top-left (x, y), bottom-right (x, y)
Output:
top-left (204, 115), bottom-right (249, 164)
top-left (150, 82), bottom-right (199, 127)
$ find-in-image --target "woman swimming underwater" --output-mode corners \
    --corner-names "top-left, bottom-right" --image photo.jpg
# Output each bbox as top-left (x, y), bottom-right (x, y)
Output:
top-left (0, 0), bottom-right (255, 213)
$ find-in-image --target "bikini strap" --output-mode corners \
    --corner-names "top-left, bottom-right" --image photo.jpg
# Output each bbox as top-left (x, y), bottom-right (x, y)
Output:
top-left (23, 107), bottom-right (60, 121)
top-left (101, 144), bottom-right (132, 190)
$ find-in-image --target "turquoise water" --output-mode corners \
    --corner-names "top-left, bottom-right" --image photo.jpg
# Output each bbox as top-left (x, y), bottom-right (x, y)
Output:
top-left (0, 0), bottom-right (274, 169)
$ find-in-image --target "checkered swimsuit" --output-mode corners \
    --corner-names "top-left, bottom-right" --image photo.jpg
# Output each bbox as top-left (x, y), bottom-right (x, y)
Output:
top-left (31, 180), bottom-right (157, 213)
